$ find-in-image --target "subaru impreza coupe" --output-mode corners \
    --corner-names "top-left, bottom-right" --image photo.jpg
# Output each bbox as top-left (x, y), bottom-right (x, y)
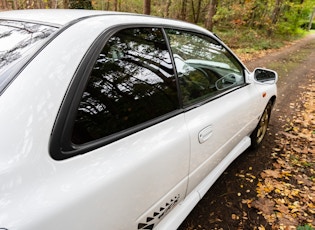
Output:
top-left (0, 9), bottom-right (277, 230)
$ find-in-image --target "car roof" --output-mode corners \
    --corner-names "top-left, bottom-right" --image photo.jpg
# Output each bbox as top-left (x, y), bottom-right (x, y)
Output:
top-left (0, 9), bottom-right (132, 27)
top-left (0, 9), bottom-right (213, 38)
top-left (0, 9), bottom-right (210, 33)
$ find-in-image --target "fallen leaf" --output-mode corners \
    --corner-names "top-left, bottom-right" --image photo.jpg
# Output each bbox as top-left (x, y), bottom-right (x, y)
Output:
top-left (251, 198), bottom-right (275, 215)
top-left (261, 169), bottom-right (281, 179)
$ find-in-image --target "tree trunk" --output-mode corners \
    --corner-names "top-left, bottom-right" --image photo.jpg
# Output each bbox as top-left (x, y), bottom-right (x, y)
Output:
top-left (271, 0), bottom-right (282, 24)
top-left (267, 0), bottom-right (283, 36)
top-left (12, 0), bottom-right (18, 9)
top-left (165, 0), bottom-right (171, 17)
top-left (309, 7), bottom-right (315, 31)
top-left (143, 0), bottom-right (150, 15)
top-left (205, 0), bottom-right (218, 31)
top-left (118, 0), bottom-right (121, 11)
top-left (114, 0), bottom-right (118, 11)
top-left (53, 0), bottom-right (58, 8)
top-left (105, 0), bottom-right (110, 10)
top-left (63, 0), bottom-right (69, 8)
top-left (180, 0), bottom-right (187, 20)
top-left (1, 0), bottom-right (7, 9)
top-left (191, 0), bottom-right (202, 23)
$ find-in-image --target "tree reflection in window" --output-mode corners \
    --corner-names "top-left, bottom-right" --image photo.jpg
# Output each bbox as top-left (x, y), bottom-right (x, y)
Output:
top-left (0, 20), bottom-right (57, 71)
top-left (72, 28), bottom-right (178, 144)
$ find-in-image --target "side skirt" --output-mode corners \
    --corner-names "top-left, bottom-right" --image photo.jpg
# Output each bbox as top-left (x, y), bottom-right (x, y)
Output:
top-left (154, 136), bottom-right (251, 230)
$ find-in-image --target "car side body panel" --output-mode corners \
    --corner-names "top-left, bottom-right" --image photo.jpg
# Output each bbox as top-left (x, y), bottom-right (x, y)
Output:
top-left (0, 15), bottom-right (192, 230)
top-left (185, 83), bottom-right (261, 195)
top-left (0, 11), bottom-right (277, 230)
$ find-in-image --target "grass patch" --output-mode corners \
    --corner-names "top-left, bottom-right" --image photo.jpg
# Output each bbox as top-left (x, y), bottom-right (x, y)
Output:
top-left (213, 27), bottom-right (313, 64)
top-left (214, 28), bottom-right (305, 54)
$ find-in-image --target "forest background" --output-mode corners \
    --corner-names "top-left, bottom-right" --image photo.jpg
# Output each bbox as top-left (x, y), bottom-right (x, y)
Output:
top-left (1, 0), bottom-right (315, 56)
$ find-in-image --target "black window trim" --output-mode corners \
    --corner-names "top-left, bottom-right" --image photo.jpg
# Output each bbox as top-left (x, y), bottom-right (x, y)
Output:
top-left (50, 23), bottom-right (248, 160)
top-left (50, 25), bottom-right (183, 160)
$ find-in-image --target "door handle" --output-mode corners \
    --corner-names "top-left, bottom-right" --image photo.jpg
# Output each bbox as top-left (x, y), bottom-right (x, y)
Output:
top-left (198, 125), bottom-right (213, 144)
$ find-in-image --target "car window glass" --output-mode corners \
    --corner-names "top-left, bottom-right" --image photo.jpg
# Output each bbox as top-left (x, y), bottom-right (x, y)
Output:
top-left (165, 29), bottom-right (244, 106)
top-left (0, 20), bottom-right (56, 72)
top-left (71, 27), bottom-right (178, 144)
top-left (0, 20), bottom-right (57, 93)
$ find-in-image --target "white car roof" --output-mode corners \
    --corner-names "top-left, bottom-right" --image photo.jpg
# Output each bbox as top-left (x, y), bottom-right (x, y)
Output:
top-left (0, 9), bottom-right (211, 34)
top-left (0, 9), bottom-right (130, 27)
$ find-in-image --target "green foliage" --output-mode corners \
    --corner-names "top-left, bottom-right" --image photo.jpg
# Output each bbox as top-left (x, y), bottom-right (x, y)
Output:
top-left (273, 2), bottom-right (309, 35)
top-left (215, 28), bottom-right (284, 50)
top-left (297, 224), bottom-right (314, 230)
top-left (6, 0), bottom-right (314, 46)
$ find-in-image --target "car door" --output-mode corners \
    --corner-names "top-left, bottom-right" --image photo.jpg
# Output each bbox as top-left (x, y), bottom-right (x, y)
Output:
top-left (50, 27), bottom-right (190, 229)
top-left (165, 29), bottom-right (261, 195)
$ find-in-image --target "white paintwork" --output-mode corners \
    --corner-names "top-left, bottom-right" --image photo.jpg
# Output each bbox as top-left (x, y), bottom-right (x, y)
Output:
top-left (184, 83), bottom-right (261, 195)
top-left (0, 10), bottom-right (277, 230)
top-left (155, 136), bottom-right (251, 230)
top-left (0, 9), bottom-right (117, 26)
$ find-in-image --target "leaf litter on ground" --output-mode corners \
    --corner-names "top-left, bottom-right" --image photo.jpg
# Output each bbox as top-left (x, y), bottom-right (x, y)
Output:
top-left (243, 78), bottom-right (315, 229)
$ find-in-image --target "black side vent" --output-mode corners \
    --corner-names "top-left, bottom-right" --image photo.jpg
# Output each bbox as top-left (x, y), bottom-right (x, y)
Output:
top-left (137, 194), bottom-right (180, 229)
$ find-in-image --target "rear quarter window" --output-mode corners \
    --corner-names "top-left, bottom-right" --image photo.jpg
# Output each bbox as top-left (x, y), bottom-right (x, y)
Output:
top-left (71, 27), bottom-right (179, 145)
top-left (0, 20), bottom-right (56, 69)
top-left (0, 20), bottom-right (57, 92)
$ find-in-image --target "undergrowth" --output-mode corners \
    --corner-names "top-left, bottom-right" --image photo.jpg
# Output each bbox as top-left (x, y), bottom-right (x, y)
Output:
top-left (214, 27), bottom-right (308, 54)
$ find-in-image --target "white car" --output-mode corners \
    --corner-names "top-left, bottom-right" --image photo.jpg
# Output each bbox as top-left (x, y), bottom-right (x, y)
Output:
top-left (0, 10), bottom-right (277, 230)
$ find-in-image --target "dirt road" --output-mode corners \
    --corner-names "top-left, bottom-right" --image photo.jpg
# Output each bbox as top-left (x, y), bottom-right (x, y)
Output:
top-left (179, 33), bottom-right (315, 229)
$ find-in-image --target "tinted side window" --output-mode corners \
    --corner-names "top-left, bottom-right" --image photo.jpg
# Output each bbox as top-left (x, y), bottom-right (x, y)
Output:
top-left (0, 20), bottom-right (57, 93)
top-left (165, 29), bottom-right (244, 106)
top-left (72, 28), bottom-right (178, 144)
top-left (0, 20), bottom-right (56, 71)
